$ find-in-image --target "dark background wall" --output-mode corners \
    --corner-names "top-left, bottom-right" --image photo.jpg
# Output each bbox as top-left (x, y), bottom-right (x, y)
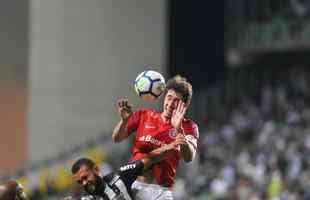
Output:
top-left (168, 0), bottom-right (224, 89)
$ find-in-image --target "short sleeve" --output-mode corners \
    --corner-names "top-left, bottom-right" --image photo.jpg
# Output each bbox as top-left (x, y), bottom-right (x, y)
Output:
top-left (117, 160), bottom-right (144, 188)
top-left (183, 120), bottom-right (199, 136)
top-left (126, 109), bottom-right (144, 134)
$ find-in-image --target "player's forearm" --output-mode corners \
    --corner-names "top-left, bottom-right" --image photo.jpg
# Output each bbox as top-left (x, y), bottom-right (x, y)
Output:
top-left (181, 142), bottom-right (196, 162)
top-left (112, 119), bottom-right (129, 142)
top-left (141, 145), bottom-right (172, 171)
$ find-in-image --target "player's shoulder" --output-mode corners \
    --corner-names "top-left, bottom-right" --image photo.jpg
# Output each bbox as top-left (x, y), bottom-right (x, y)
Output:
top-left (103, 171), bottom-right (118, 183)
top-left (182, 118), bottom-right (198, 128)
top-left (182, 118), bottom-right (199, 138)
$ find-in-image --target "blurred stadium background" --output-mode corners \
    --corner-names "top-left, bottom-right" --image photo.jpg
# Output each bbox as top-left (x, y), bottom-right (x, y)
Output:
top-left (2, 0), bottom-right (310, 200)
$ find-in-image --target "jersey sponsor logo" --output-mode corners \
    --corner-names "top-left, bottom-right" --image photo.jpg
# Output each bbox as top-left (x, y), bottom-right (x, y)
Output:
top-left (138, 135), bottom-right (163, 146)
top-left (120, 163), bottom-right (136, 171)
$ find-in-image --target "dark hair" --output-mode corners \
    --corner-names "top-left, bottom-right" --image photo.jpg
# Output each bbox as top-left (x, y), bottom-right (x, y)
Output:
top-left (71, 158), bottom-right (96, 174)
top-left (166, 75), bottom-right (193, 105)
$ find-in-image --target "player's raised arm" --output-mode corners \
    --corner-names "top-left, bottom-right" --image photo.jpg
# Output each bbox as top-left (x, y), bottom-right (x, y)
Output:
top-left (112, 98), bottom-right (133, 142)
top-left (171, 101), bottom-right (197, 162)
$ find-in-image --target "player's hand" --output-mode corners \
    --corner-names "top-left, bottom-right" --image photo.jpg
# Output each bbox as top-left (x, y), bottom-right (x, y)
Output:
top-left (117, 98), bottom-right (133, 121)
top-left (171, 101), bottom-right (187, 131)
top-left (163, 135), bottom-right (187, 153)
top-left (174, 132), bottom-right (187, 147)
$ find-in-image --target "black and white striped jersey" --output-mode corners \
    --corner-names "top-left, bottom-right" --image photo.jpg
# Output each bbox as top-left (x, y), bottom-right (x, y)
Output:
top-left (82, 160), bottom-right (144, 200)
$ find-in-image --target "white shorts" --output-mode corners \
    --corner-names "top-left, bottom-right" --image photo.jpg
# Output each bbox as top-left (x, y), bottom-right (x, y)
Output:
top-left (131, 181), bottom-right (173, 200)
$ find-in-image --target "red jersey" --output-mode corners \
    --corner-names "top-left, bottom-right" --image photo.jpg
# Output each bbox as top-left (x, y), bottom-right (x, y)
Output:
top-left (126, 108), bottom-right (199, 187)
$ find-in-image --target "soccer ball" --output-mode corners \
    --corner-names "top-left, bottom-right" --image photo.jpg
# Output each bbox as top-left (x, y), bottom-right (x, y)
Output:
top-left (134, 70), bottom-right (166, 102)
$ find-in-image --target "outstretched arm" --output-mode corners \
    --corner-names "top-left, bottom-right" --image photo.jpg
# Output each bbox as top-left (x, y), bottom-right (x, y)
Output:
top-left (112, 98), bottom-right (133, 142)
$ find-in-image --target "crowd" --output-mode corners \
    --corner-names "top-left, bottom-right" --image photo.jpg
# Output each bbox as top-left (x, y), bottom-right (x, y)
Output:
top-left (183, 71), bottom-right (310, 199)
